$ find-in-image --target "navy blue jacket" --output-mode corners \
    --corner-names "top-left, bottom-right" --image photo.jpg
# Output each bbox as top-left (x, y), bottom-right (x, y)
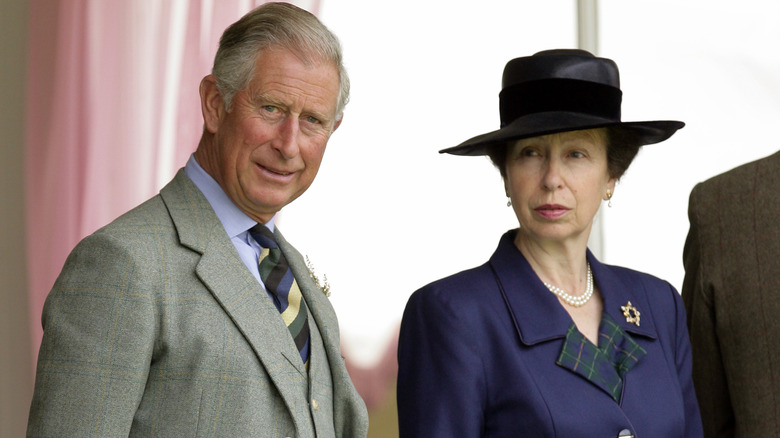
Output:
top-left (397, 230), bottom-right (703, 437)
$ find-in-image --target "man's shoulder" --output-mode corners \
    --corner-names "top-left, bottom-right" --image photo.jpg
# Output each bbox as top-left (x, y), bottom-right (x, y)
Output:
top-left (698, 150), bottom-right (780, 191)
top-left (104, 184), bottom-right (178, 231)
top-left (91, 171), bottom-right (196, 239)
top-left (692, 150), bottom-right (780, 207)
top-left (80, 195), bottom-right (171, 257)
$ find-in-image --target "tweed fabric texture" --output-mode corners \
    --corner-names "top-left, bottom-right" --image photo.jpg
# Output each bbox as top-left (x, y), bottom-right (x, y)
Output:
top-left (683, 150), bottom-right (780, 438)
top-left (27, 170), bottom-right (368, 438)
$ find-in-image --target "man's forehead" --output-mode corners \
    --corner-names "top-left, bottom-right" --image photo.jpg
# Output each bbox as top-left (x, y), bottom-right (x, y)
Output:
top-left (246, 53), bottom-right (339, 114)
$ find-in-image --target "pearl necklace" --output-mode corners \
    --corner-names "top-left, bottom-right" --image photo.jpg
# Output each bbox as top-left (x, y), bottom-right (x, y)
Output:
top-left (542, 262), bottom-right (593, 307)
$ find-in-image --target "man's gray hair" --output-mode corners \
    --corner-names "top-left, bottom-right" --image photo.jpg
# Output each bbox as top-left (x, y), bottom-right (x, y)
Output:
top-left (212, 2), bottom-right (349, 121)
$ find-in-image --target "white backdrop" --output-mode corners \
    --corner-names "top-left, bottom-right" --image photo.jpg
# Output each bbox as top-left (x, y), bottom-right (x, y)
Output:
top-left (599, 0), bottom-right (780, 297)
top-left (279, 0), bottom-right (780, 365)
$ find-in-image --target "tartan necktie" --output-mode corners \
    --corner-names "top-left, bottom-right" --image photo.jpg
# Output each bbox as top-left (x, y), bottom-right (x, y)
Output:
top-left (251, 225), bottom-right (310, 364)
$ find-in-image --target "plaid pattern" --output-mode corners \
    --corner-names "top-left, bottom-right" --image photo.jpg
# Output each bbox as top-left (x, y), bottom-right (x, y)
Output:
top-left (556, 313), bottom-right (647, 402)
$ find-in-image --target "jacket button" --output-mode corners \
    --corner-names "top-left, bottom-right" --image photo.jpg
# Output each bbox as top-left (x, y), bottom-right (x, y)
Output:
top-left (618, 429), bottom-right (634, 438)
top-left (312, 398), bottom-right (319, 411)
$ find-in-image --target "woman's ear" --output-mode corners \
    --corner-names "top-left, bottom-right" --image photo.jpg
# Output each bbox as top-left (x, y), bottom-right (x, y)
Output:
top-left (200, 75), bottom-right (224, 134)
top-left (605, 177), bottom-right (617, 200)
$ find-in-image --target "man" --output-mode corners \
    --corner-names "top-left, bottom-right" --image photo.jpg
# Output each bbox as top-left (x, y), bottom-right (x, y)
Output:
top-left (682, 151), bottom-right (780, 437)
top-left (26, 3), bottom-right (368, 437)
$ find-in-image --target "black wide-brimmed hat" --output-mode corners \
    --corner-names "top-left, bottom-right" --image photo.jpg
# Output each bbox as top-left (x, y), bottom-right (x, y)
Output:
top-left (440, 49), bottom-right (684, 156)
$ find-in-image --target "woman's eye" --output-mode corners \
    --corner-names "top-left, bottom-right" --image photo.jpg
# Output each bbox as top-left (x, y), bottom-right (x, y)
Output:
top-left (570, 151), bottom-right (585, 158)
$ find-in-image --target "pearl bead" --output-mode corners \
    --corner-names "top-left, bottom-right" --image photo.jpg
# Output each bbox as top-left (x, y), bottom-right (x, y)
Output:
top-left (542, 263), bottom-right (593, 307)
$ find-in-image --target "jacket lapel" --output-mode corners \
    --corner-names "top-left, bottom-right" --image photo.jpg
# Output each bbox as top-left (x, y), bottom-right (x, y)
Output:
top-left (488, 232), bottom-right (574, 346)
top-left (591, 255), bottom-right (658, 341)
top-left (276, 230), bottom-right (340, 355)
top-left (556, 313), bottom-right (647, 402)
top-left (276, 228), bottom-right (369, 434)
top-left (489, 230), bottom-right (658, 401)
top-left (490, 231), bottom-right (659, 344)
top-left (160, 170), bottom-right (307, 419)
top-left (194, 244), bottom-right (307, 376)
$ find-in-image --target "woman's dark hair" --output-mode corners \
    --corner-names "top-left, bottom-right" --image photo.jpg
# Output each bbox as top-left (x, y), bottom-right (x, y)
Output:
top-left (487, 127), bottom-right (640, 181)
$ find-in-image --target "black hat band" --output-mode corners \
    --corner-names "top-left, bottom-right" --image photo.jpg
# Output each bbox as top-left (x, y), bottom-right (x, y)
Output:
top-left (499, 79), bottom-right (623, 128)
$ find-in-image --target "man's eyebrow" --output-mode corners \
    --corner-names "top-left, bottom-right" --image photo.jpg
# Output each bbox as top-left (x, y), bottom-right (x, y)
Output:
top-left (251, 92), bottom-right (284, 107)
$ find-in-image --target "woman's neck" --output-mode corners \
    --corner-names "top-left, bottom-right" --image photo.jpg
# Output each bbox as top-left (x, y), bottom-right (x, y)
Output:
top-left (514, 230), bottom-right (590, 295)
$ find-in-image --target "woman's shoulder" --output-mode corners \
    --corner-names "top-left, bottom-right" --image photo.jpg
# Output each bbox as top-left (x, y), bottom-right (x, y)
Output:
top-left (418, 260), bottom-right (495, 289)
top-left (599, 261), bottom-right (683, 318)
top-left (596, 260), bottom-right (679, 301)
top-left (599, 260), bottom-right (673, 288)
top-left (407, 262), bottom-right (501, 311)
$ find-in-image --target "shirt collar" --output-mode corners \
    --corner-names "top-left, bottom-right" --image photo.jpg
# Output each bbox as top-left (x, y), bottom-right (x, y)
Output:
top-left (184, 154), bottom-right (275, 238)
top-left (489, 230), bottom-right (657, 346)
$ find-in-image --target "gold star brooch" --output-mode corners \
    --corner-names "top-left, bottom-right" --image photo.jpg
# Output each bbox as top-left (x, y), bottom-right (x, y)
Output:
top-left (621, 301), bottom-right (640, 326)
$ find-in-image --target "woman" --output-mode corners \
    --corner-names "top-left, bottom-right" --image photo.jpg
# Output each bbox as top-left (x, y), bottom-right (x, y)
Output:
top-left (397, 49), bottom-right (703, 437)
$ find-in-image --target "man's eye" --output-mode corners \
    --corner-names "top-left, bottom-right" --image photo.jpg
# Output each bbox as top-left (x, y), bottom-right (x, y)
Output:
top-left (263, 105), bottom-right (278, 113)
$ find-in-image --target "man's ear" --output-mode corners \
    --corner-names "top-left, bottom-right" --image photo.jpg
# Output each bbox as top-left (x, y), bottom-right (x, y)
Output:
top-left (200, 75), bottom-right (224, 134)
top-left (330, 113), bottom-right (344, 135)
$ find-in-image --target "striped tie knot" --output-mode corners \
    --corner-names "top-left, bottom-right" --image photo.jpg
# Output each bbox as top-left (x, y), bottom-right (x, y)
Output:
top-left (252, 225), bottom-right (278, 249)
top-left (250, 225), bottom-right (310, 365)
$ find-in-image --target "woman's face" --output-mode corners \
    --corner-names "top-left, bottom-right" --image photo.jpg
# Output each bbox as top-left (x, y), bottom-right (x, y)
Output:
top-left (505, 129), bottom-right (616, 248)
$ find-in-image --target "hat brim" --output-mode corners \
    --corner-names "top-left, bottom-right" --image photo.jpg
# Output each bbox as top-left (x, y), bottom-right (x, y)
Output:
top-left (439, 111), bottom-right (684, 156)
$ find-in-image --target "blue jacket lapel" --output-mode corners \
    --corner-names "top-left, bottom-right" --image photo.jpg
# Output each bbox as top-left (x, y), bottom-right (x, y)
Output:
top-left (489, 232), bottom-right (573, 346)
top-left (489, 230), bottom-right (659, 401)
top-left (489, 231), bottom-right (659, 346)
top-left (591, 255), bottom-right (657, 341)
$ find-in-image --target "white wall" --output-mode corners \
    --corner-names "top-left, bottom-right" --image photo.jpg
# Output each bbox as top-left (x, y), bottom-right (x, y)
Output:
top-left (599, 0), bottom-right (780, 289)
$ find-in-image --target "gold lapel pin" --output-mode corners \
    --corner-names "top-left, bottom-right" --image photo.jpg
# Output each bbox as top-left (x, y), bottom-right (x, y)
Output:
top-left (621, 301), bottom-right (640, 326)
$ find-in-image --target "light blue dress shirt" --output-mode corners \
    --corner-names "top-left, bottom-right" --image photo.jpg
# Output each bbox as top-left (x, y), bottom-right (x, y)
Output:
top-left (184, 155), bottom-right (271, 286)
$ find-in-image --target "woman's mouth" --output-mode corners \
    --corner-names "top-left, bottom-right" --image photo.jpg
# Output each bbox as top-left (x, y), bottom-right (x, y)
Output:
top-left (535, 204), bottom-right (569, 220)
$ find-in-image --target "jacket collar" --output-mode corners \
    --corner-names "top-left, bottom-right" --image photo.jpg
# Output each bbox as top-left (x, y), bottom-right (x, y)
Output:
top-left (159, 171), bottom-right (309, 419)
top-left (489, 230), bottom-right (658, 346)
top-left (160, 171), bottom-right (368, 432)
